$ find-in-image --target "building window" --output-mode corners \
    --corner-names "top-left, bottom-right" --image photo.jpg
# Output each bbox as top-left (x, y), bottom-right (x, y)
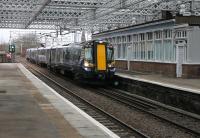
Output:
top-left (164, 29), bottom-right (172, 39)
top-left (109, 38), bottom-right (112, 43)
top-left (147, 32), bottom-right (153, 40)
top-left (155, 40), bottom-right (161, 60)
top-left (155, 31), bottom-right (162, 40)
top-left (140, 33), bottom-right (145, 41)
top-left (176, 30), bottom-right (187, 38)
top-left (133, 34), bottom-right (139, 42)
top-left (127, 35), bottom-right (132, 42)
top-left (182, 31), bottom-right (187, 37)
top-left (122, 44), bottom-right (127, 59)
top-left (122, 36), bottom-right (126, 42)
top-left (140, 42), bottom-right (145, 60)
top-left (147, 41), bottom-right (153, 60)
top-left (112, 37), bottom-right (116, 43)
top-left (117, 36), bottom-right (121, 43)
top-left (163, 40), bottom-right (172, 61)
top-left (117, 44), bottom-right (121, 58)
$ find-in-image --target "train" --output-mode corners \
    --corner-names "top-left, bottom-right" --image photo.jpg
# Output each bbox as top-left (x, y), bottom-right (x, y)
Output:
top-left (26, 40), bottom-right (116, 84)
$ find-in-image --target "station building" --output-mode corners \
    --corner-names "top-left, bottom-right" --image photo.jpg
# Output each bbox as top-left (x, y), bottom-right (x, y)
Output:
top-left (93, 19), bottom-right (200, 78)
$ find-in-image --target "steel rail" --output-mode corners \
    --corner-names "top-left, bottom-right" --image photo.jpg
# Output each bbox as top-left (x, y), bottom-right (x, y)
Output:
top-left (20, 60), bottom-right (150, 138)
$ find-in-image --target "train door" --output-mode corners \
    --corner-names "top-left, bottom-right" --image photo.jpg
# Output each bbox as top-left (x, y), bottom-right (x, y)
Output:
top-left (176, 41), bottom-right (186, 77)
top-left (96, 43), bottom-right (106, 71)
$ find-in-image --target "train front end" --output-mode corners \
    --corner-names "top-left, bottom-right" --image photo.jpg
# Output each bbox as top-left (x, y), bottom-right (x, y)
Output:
top-left (81, 40), bottom-right (115, 83)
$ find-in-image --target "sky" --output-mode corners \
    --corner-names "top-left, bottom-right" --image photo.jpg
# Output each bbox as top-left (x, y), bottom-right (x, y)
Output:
top-left (0, 29), bottom-right (91, 46)
top-left (0, 29), bottom-right (10, 43)
top-left (0, 29), bottom-right (55, 44)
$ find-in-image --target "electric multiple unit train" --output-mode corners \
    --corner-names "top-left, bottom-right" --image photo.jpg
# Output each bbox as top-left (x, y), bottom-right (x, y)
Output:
top-left (26, 40), bottom-right (116, 84)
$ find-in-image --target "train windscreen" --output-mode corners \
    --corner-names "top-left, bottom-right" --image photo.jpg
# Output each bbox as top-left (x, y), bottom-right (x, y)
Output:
top-left (85, 47), bottom-right (93, 62)
top-left (107, 47), bottom-right (114, 62)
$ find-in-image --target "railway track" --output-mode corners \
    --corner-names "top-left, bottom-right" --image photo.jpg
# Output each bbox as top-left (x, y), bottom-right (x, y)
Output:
top-left (19, 60), bottom-right (150, 138)
top-left (18, 58), bottom-right (200, 137)
top-left (90, 87), bottom-right (200, 136)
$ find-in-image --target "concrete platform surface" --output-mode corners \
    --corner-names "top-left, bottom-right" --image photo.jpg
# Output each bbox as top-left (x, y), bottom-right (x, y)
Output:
top-left (0, 63), bottom-right (119, 138)
top-left (116, 70), bottom-right (200, 94)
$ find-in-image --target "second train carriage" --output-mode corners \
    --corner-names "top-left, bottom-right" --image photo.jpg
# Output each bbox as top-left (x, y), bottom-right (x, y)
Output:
top-left (26, 40), bottom-right (116, 83)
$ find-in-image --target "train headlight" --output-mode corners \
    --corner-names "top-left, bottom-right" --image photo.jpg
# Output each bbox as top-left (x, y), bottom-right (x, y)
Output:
top-left (108, 62), bottom-right (115, 68)
top-left (84, 67), bottom-right (91, 71)
top-left (84, 61), bottom-right (94, 67)
top-left (84, 61), bottom-right (89, 67)
top-left (108, 64), bottom-right (113, 68)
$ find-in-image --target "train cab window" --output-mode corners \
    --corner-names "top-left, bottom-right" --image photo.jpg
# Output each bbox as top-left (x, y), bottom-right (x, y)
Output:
top-left (107, 47), bottom-right (114, 61)
top-left (84, 47), bottom-right (93, 62)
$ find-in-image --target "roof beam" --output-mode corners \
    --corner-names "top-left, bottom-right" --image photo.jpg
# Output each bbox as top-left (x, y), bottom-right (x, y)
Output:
top-left (25, 0), bottom-right (51, 28)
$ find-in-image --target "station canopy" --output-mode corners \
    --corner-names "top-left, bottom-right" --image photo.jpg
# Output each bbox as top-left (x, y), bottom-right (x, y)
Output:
top-left (0, 0), bottom-right (200, 32)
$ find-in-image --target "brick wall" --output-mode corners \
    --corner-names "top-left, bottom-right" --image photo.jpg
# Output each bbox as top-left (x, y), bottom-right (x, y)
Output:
top-left (115, 60), bottom-right (128, 70)
top-left (182, 64), bottom-right (200, 78)
top-left (115, 60), bottom-right (176, 77)
top-left (115, 60), bottom-right (200, 78)
top-left (129, 61), bottom-right (176, 77)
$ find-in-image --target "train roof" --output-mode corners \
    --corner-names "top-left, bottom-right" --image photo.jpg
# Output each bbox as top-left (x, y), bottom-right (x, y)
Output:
top-left (27, 40), bottom-right (109, 51)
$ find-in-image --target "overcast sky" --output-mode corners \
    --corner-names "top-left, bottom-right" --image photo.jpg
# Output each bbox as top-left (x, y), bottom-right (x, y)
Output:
top-left (0, 29), bottom-right (55, 44)
top-left (0, 29), bottom-right (10, 43)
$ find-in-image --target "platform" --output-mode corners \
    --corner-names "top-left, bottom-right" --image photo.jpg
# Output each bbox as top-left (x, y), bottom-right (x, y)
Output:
top-left (116, 70), bottom-right (200, 94)
top-left (0, 63), bottom-right (119, 138)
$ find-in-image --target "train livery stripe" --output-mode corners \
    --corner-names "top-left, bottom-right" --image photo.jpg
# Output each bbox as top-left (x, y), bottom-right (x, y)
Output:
top-left (97, 44), bottom-right (106, 71)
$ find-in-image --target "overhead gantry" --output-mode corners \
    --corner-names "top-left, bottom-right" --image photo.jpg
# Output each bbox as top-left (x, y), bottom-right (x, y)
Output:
top-left (0, 0), bottom-right (200, 32)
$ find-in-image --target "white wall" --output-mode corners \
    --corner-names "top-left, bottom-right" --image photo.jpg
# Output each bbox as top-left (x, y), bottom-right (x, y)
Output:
top-left (188, 26), bottom-right (200, 63)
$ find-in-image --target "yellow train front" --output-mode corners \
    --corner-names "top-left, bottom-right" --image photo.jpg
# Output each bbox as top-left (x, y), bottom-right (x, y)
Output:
top-left (77, 40), bottom-right (115, 84)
